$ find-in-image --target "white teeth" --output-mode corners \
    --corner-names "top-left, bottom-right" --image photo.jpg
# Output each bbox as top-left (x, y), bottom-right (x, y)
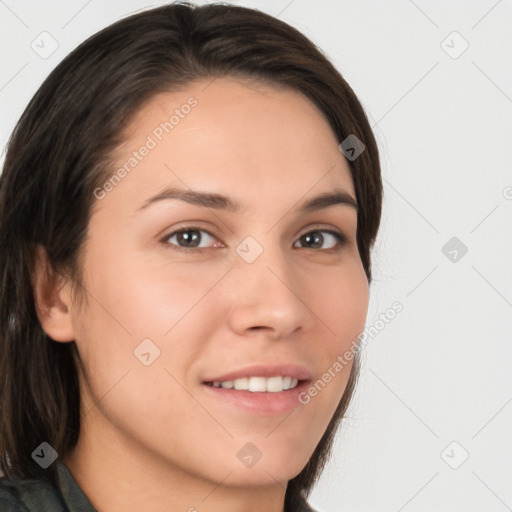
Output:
top-left (266, 376), bottom-right (283, 392)
top-left (249, 377), bottom-right (267, 392)
top-left (210, 376), bottom-right (300, 392)
top-left (234, 377), bottom-right (249, 390)
top-left (282, 376), bottom-right (292, 390)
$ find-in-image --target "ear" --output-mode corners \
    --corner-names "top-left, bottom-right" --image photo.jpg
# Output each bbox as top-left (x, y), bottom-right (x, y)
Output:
top-left (32, 245), bottom-right (76, 342)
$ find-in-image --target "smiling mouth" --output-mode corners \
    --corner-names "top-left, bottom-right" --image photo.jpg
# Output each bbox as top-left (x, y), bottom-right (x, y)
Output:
top-left (201, 377), bottom-right (312, 415)
top-left (203, 376), bottom-right (304, 393)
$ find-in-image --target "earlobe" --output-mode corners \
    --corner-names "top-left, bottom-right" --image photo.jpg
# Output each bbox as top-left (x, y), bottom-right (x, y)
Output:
top-left (32, 245), bottom-right (76, 343)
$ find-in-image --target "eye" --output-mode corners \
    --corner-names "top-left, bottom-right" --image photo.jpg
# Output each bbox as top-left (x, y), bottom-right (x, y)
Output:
top-left (293, 229), bottom-right (347, 252)
top-left (162, 227), bottom-right (219, 251)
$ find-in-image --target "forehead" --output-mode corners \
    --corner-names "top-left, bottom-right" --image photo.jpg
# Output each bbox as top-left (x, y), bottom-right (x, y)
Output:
top-left (98, 77), bottom-right (355, 214)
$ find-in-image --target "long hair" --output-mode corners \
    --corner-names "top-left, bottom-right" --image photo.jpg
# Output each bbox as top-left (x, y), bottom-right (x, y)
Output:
top-left (0, 2), bottom-right (382, 508)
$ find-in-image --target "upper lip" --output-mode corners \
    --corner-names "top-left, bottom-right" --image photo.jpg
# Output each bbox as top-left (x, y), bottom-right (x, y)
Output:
top-left (202, 364), bottom-right (313, 383)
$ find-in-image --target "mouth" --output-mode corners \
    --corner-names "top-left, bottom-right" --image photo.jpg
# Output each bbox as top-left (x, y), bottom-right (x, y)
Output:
top-left (203, 375), bottom-right (302, 392)
top-left (201, 377), bottom-right (312, 415)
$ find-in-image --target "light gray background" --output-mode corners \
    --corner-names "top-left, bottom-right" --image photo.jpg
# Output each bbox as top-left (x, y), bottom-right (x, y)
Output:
top-left (1, 1), bottom-right (511, 511)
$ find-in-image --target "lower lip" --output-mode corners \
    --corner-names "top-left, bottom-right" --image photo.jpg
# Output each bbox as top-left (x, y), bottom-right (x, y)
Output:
top-left (201, 380), bottom-right (311, 415)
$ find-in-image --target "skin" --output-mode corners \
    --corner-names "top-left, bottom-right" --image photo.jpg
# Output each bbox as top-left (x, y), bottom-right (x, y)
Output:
top-left (34, 77), bottom-right (369, 512)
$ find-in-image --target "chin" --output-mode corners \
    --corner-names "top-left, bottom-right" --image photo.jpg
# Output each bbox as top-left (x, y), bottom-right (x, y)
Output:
top-left (224, 450), bottom-right (310, 488)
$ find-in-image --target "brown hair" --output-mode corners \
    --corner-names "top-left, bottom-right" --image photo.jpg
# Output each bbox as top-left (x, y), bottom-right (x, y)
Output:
top-left (0, 2), bottom-right (382, 508)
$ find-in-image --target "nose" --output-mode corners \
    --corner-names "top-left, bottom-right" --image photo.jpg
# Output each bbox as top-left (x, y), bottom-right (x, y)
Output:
top-left (225, 242), bottom-right (315, 340)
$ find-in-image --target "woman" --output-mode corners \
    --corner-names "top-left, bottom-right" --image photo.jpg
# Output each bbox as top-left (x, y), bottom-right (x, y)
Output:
top-left (0, 2), bottom-right (382, 511)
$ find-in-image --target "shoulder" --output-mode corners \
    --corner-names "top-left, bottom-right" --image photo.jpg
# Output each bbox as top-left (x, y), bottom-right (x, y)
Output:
top-left (0, 474), bottom-right (66, 512)
top-left (0, 478), bottom-right (29, 512)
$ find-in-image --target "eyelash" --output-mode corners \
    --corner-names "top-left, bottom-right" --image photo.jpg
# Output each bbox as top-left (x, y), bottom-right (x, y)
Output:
top-left (160, 225), bottom-right (348, 254)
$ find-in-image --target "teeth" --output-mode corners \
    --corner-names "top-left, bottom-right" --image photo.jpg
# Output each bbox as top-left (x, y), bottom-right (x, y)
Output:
top-left (209, 376), bottom-right (300, 393)
top-left (234, 377), bottom-right (249, 390)
top-left (282, 376), bottom-right (292, 390)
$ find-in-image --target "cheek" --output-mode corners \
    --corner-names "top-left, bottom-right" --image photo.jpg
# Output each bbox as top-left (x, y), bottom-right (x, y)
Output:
top-left (71, 253), bottom-right (220, 447)
top-left (312, 260), bottom-right (369, 348)
top-left (305, 262), bottom-right (368, 402)
top-left (80, 241), bottom-right (222, 339)
top-left (72, 248), bottom-right (229, 409)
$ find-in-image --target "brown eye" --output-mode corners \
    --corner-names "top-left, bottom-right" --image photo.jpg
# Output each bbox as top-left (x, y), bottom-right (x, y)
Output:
top-left (294, 230), bottom-right (347, 251)
top-left (162, 227), bottom-right (217, 251)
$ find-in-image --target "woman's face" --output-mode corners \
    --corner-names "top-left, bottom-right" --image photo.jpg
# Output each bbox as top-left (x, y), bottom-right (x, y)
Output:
top-left (64, 78), bottom-right (368, 489)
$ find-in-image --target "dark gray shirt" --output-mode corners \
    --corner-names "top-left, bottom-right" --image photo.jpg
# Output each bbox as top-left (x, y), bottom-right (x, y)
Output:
top-left (0, 463), bottom-right (317, 511)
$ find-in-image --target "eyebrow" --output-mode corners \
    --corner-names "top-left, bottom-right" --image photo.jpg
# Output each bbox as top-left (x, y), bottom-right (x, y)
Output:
top-left (137, 186), bottom-right (358, 213)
